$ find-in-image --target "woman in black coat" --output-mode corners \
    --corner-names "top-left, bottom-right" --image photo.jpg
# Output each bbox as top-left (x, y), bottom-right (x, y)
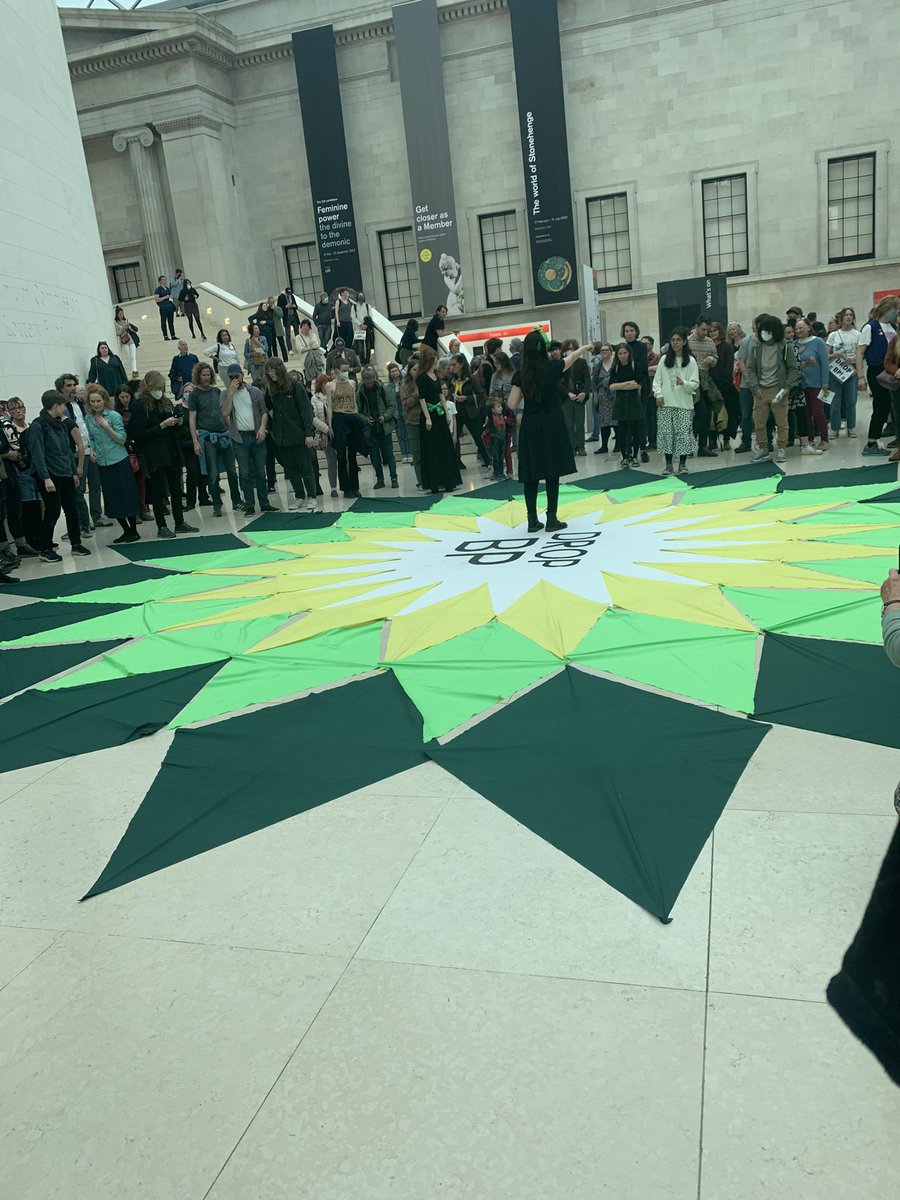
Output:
top-left (128, 371), bottom-right (196, 538)
top-left (263, 358), bottom-right (317, 511)
top-left (508, 331), bottom-right (591, 532)
top-left (87, 341), bottom-right (128, 394)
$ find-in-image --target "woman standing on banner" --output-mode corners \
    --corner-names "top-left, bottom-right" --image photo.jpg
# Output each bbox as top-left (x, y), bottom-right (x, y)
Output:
top-left (508, 331), bottom-right (590, 533)
top-left (415, 345), bottom-right (461, 495)
top-left (653, 328), bottom-right (699, 477)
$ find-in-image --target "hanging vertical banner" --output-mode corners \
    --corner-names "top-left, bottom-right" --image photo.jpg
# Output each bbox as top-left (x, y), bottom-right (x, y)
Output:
top-left (393, 0), bottom-right (465, 316)
top-left (292, 25), bottom-right (362, 295)
top-left (508, 0), bottom-right (579, 307)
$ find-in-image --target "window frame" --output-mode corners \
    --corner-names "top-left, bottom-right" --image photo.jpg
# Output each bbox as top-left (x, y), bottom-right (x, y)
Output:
top-left (283, 241), bottom-right (323, 300)
top-left (478, 209), bottom-right (524, 309)
top-left (377, 226), bottom-right (422, 321)
top-left (110, 261), bottom-right (145, 303)
top-left (700, 173), bottom-right (750, 278)
top-left (585, 191), bottom-right (633, 294)
top-left (825, 152), bottom-right (876, 265)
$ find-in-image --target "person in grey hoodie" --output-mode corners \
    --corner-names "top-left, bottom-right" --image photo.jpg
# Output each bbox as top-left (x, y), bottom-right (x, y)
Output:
top-left (26, 390), bottom-right (90, 561)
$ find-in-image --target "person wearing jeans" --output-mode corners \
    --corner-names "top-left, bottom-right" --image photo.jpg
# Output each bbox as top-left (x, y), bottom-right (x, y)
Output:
top-left (827, 309), bottom-right (860, 437)
top-left (25, 390), bottom-right (90, 561)
top-left (857, 296), bottom-right (899, 456)
top-left (188, 362), bottom-right (241, 517)
top-left (221, 365), bottom-right (277, 517)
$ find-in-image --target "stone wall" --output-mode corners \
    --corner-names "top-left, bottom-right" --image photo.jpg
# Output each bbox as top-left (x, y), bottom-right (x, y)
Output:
top-left (1, 0), bottom-right (114, 402)
top-left (64, 0), bottom-right (897, 342)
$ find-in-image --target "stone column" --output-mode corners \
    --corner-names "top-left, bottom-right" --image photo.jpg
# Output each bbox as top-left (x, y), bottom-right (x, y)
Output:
top-left (112, 126), bottom-right (175, 282)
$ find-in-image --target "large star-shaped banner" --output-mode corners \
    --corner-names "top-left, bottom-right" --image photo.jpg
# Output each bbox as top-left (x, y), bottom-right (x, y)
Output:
top-left (2, 463), bottom-right (898, 920)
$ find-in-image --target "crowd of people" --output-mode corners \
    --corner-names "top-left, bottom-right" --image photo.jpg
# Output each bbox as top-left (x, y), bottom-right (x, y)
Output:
top-left (1, 282), bottom-right (895, 585)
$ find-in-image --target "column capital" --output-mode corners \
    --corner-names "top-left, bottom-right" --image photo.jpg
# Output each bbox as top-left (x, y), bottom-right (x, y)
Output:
top-left (112, 126), bottom-right (155, 153)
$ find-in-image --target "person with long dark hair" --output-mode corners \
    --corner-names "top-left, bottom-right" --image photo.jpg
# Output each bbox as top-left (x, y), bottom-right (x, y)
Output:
top-left (114, 306), bottom-right (140, 373)
top-left (87, 340), bottom-right (128, 394)
top-left (608, 343), bottom-right (644, 468)
top-left (84, 384), bottom-right (141, 543)
top-left (181, 280), bottom-right (205, 339)
top-left (653, 328), bottom-right (699, 476)
top-left (263, 358), bottom-right (318, 512)
top-left (450, 353), bottom-right (490, 469)
top-left (857, 294), bottom-right (899, 456)
top-left (415, 345), bottom-right (461, 494)
top-left (205, 328), bottom-right (240, 380)
top-left (508, 331), bottom-right (590, 532)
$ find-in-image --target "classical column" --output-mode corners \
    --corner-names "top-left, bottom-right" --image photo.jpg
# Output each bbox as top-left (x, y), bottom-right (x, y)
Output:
top-left (112, 126), bottom-right (175, 282)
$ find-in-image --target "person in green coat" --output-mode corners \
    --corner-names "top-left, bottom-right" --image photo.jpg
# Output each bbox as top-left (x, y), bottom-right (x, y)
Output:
top-left (356, 366), bottom-right (398, 489)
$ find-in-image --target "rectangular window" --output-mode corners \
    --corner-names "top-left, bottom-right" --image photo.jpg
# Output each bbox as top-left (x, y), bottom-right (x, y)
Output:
top-left (111, 262), bottom-right (144, 303)
top-left (702, 174), bottom-right (749, 276)
top-left (827, 154), bottom-right (875, 263)
top-left (479, 211), bottom-right (523, 307)
top-left (586, 193), bottom-right (632, 291)
top-left (378, 227), bottom-right (421, 320)
top-left (284, 242), bottom-right (323, 300)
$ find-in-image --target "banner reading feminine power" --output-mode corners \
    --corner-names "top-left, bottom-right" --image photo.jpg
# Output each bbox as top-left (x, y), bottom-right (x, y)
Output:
top-left (509, 0), bottom-right (578, 306)
top-left (292, 25), bottom-right (362, 295)
top-left (393, 0), bottom-right (464, 316)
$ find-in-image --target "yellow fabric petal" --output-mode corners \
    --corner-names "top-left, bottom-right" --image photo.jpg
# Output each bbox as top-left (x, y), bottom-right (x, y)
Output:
top-left (557, 494), bottom-right (615, 520)
top-left (628, 496), bottom-right (758, 526)
top-left (486, 501), bottom-right (531, 529)
top-left (660, 503), bottom-right (837, 532)
top-left (595, 494), bottom-right (680, 524)
top-left (602, 571), bottom-right (756, 632)
top-left (169, 579), bottom-right (402, 629)
top-left (384, 584), bottom-right (496, 661)
top-left (498, 580), bottom-right (606, 658)
top-left (650, 560), bottom-right (874, 591)
top-left (249, 585), bottom-right (436, 652)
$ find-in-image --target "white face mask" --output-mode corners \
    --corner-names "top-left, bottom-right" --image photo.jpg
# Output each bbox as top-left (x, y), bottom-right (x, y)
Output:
top-left (150, 389), bottom-right (163, 400)
top-left (760, 331), bottom-right (773, 343)
top-left (340, 372), bottom-right (349, 381)
top-left (886, 311), bottom-right (898, 322)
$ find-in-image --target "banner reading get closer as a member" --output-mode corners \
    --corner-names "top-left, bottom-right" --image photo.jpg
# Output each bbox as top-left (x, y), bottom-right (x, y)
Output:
top-left (508, 0), bottom-right (579, 307)
top-left (393, 0), bottom-right (465, 316)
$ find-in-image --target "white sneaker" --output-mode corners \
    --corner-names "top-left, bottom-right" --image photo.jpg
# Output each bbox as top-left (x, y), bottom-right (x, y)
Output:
top-left (775, 448), bottom-right (786, 463)
top-left (288, 498), bottom-right (303, 511)
top-left (306, 499), bottom-right (318, 514)
top-left (751, 448), bottom-right (770, 463)
top-left (801, 444), bottom-right (822, 456)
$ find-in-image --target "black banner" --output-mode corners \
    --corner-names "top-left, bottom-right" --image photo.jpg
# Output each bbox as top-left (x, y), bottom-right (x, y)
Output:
top-left (292, 25), bottom-right (362, 295)
top-left (657, 275), bottom-right (728, 342)
top-left (508, 0), bottom-right (578, 307)
top-left (394, 0), bottom-right (464, 316)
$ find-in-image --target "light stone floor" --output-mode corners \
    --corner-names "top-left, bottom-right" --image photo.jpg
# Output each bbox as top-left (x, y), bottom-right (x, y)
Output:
top-left (1, 422), bottom-right (900, 1200)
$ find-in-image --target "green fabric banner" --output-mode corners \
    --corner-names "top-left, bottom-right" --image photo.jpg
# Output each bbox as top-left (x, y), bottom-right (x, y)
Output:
top-left (0, 641), bottom-right (125, 699)
top-left (569, 610), bottom-right (759, 713)
top-left (83, 672), bottom-right (429, 898)
top-left (389, 622), bottom-right (561, 740)
top-left (427, 666), bottom-right (769, 921)
top-left (725, 586), bottom-right (880, 644)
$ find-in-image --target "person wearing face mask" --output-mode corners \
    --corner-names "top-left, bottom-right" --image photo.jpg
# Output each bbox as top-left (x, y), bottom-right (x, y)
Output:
top-left (744, 314), bottom-right (800, 463)
top-left (312, 292), bottom-right (333, 349)
top-left (857, 295), bottom-right (899, 457)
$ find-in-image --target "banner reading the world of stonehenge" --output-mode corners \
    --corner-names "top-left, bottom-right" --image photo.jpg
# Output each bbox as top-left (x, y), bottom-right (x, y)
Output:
top-left (508, 0), bottom-right (579, 306)
top-left (292, 25), bottom-right (363, 295)
top-left (393, 0), bottom-right (465, 315)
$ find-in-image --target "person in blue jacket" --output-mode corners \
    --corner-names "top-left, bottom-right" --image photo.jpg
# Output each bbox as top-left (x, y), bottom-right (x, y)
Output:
top-left (794, 317), bottom-right (831, 450)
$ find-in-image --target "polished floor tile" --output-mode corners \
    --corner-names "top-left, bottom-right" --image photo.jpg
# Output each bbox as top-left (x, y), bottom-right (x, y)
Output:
top-left (360, 788), bottom-right (713, 991)
top-left (0, 931), bottom-right (346, 1200)
top-left (727, 723), bottom-right (900, 817)
top-left (208, 958), bottom-right (706, 1200)
top-left (708, 810), bottom-right (896, 1002)
top-left (0, 926), bottom-right (60, 990)
top-left (73, 790), bottom-right (447, 956)
top-left (701, 992), bottom-right (900, 1200)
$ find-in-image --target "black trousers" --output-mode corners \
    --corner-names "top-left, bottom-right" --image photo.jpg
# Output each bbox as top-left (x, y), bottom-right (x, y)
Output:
top-left (184, 450), bottom-right (209, 506)
top-left (457, 406), bottom-right (490, 465)
top-left (866, 365), bottom-right (894, 441)
top-left (159, 308), bottom-right (176, 339)
top-left (184, 303), bottom-right (205, 339)
top-left (148, 462), bottom-right (183, 528)
top-left (693, 392), bottom-right (713, 450)
top-left (265, 437), bottom-right (277, 488)
top-left (37, 474), bottom-right (81, 551)
top-left (274, 335), bottom-right (289, 362)
top-left (276, 444), bottom-right (317, 500)
top-left (617, 419), bottom-right (641, 460)
top-left (523, 478), bottom-right (560, 522)
top-left (284, 313), bottom-right (300, 350)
